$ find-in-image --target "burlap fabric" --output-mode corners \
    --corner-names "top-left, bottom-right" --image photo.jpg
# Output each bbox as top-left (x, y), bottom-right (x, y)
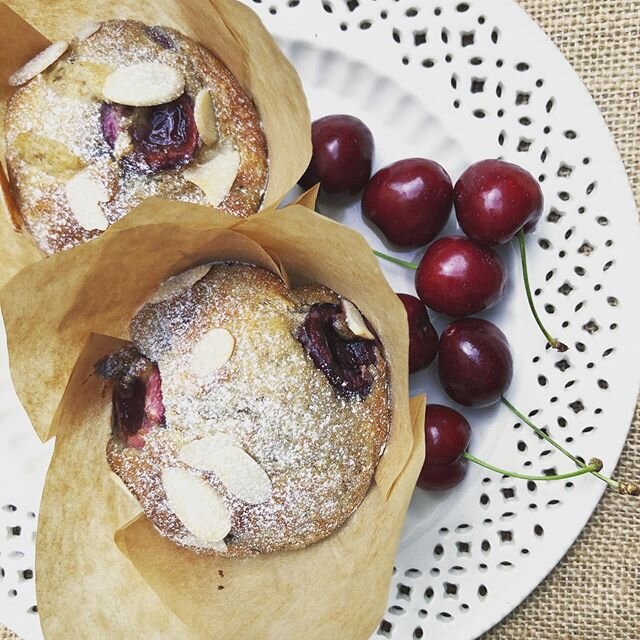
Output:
top-left (1, 1), bottom-right (638, 638)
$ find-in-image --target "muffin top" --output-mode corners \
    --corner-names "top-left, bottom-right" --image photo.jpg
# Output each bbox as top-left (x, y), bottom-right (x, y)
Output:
top-left (5, 20), bottom-right (268, 254)
top-left (97, 262), bottom-right (391, 557)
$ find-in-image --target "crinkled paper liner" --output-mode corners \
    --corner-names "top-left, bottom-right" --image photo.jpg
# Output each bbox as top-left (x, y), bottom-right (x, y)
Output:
top-left (10, 193), bottom-right (425, 638)
top-left (37, 328), bottom-right (424, 638)
top-left (0, 0), bottom-right (311, 285)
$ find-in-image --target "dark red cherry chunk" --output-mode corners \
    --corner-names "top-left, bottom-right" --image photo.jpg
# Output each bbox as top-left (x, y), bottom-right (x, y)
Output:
top-left (418, 458), bottom-right (468, 491)
top-left (100, 103), bottom-right (131, 149)
top-left (454, 159), bottom-right (543, 246)
top-left (397, 293), bottom-right (438, 373)
top-left (415, 236), bottom-right (507, 317)
top-left (438, 318), bottom-right (513, 407)
top-left (96, 347), bottom-right (166, 449)
top-left (298, 114), bottom-right (374, 199)
top-left (362, 158), bottom-right (453, 248)
top-left (297, 302), bottom-right (378, 399)
top-left (132, 94), bottom-right (199, 171)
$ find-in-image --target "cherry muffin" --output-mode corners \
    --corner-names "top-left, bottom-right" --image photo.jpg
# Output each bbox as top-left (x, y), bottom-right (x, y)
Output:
top-left (96, 263), bottom-right (391, 557)
top-left (5, 20), bottom-right (268, 254)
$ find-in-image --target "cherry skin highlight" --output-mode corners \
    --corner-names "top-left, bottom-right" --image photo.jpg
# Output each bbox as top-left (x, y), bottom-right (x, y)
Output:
top-left (397, 293), bottom-right (439, 373)
top-left (438, 318), bottom-right (513, 407)
top-left (362, 158), bottom-right (453, 248)
top-left (298, 114), bottom-right (374, 199)
top-left (415, 236), bottom-right (508, 317)
top-left (453, 159), bottom-right (543, 246)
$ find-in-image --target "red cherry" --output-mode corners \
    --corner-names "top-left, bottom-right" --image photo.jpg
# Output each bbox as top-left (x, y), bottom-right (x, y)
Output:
top-left (439, 318), bottom-right (513, 407)
top-left (417, 458), bottom-right (468, 490)
top-left (454, 159), bottom-right (543, 246)
top-left (424, 404), bottom-right (471, 466)
top-left (362, 158), bottom-right (453, 248)
top-left (415, 236), bottom-right (507, 317)
top-left (298, 114), bottom-right (374, 199)
top-left (132, 94), bottom-right (199, 171)
top-left (397, 293), bottom-right (438, 373)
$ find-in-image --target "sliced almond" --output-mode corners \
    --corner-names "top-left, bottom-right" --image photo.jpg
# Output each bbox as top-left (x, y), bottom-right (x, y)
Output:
top-left (102, 63), bottom-right (184, 107)
top-left (194, 89), bottom-right (219, 146)
top-left (148, 264), bottom-right (211, 304)
top-left (181, 444), bottom-right (272, 505)
top-left (65, 169), bottom-right (110, 231)
top-left (191, 327), bottom-right (235, 377)
top-left (183, 142), bottom-right (240, 207)
top-left (9, 41), bottom-right (69, 87)
top-left (179, 433), bottom-right (236, 469)
top-left (342, 299), bottom-right (375, 340)
top-left (75, 20), bottom-right (101, 41)
top-left (162, 467), bottom-right (231, 542)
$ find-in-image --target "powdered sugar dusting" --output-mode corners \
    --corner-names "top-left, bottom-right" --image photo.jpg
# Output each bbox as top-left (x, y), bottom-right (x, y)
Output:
top-left (5, 20), bottom-right (269, 254)
top-left (109, 263), bottom-right (391, 556)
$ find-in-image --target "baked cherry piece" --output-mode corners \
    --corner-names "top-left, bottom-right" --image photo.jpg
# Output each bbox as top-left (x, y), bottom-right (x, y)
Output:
top-left (415, 236), bottom-right (508, 317)
top-left (362, 158), bottom-right (453, 248)
top-left (132, 94), bottom-right (199, 171)
top-left (453, 159), bottom-right (543, 246)
top-left (298, 114), bottom-right (374, 199)
top-left (95, 347), bottom-right (166, 449)
top-left (439, 318), bottom-right (513, 407)
top-left (397, 293), bottom-right (438, 373)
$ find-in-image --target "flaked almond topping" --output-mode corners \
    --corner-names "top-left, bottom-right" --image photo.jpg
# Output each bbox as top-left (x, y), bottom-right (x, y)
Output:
top-left (341, 299), bottom-right (375, 340)
top-left (148, 264), bottom-right (211, 304)
top-left (9, 41), bottom-right (69, 87)
top-left (194, 89), bottom-right (219, 147)
top-left (179, 433), bottom-right (236, 468)
top-left (191, 327), bottom-right (235, 377)
top-left (183, 142), bottom-right (240, 207)
top-left (75, 20), bottom-right (101, 41)
top-left (180, 442), bottom-right (272, 505)
top-left (65, 169), bottom-right (110, 231)
top-left (162, 467), bottom-right (231, 542)
top-left (102, 63), bottom-right (184, 107)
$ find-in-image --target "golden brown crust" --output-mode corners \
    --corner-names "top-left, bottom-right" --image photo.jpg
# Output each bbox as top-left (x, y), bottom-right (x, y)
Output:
top-left (5, 20), bottom-right (268, 254)
top-left (107, 263), bottom-right (391, 557)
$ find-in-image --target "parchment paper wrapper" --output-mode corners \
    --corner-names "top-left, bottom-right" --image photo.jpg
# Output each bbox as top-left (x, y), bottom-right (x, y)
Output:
top-left (0, 0), bottom-right (311, 285)
top-left (1, 198), bottom-right (413, 493)
top-left (37, 330), bottom-right (425, 639)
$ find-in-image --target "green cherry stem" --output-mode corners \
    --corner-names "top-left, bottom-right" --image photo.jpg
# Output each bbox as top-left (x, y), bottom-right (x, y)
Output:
top-left (517, 229), bottom-right (567, 352)
top-left (372, 249), bottom-right (418, 271)
top-left (501, 396), bottom-right (640, 496)
top-left (463, 451), bottom-right (602, 482)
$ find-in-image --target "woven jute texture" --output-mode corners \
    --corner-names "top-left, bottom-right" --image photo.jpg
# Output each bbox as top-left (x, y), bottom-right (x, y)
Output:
top-left (1, 1), bottom-right (638, 639)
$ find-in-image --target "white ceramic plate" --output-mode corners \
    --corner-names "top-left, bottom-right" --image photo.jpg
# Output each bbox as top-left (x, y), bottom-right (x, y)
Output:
top-left (1, 1), bottom-right (639, 639)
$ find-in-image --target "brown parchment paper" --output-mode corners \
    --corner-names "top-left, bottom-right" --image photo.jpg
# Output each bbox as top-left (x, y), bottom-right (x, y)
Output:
top-left (1, 199), bottom-right (413, 496)
top-left (37, 329), bottom-right (424, 639)
top-left (0, 0), bottom-right (311, 285)
top-left (116, 394), bottom-right (426, 640)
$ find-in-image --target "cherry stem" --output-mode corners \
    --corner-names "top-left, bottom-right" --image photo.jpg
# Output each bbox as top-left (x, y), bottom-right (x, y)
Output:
top-left (372, 250), bottom-right (418, 271)
top-left (501, 396), bottom-right (640, 496)
top-left (463, 451), bottom-right (602, 482)
top-left (517, 229), bottom-right (567, 352)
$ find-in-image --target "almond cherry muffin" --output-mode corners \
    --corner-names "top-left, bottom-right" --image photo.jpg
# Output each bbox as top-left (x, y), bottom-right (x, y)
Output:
top-left (5, 20), bottom-right (268, 254)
